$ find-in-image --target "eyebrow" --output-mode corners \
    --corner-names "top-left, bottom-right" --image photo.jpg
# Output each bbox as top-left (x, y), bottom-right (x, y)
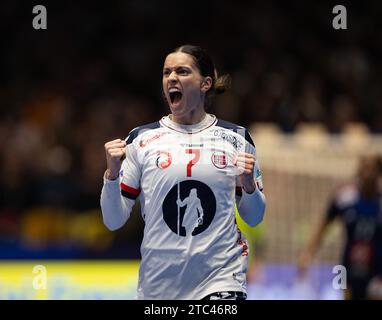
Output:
top-left (163, 66), bottom-right (192, 71)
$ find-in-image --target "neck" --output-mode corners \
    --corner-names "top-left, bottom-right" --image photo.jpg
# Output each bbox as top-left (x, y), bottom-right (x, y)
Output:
top-left (171, 106), bottom-right (206, 125)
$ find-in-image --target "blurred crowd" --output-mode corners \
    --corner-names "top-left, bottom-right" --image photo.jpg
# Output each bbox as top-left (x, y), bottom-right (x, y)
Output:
top-left (0, 0), bottom-right (382, 258)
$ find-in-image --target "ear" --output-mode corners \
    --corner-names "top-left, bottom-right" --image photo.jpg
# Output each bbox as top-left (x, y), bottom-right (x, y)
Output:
top-left (200, 76), bottom-right (213, 92)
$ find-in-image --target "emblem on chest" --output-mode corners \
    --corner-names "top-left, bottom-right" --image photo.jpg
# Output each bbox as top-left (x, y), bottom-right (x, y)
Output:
top-left (155, 151), bottom-right (172, 169)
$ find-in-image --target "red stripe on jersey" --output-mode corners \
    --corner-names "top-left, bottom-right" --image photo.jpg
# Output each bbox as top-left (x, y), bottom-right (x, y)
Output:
top-left (120, 183), bottom-right (140, 196)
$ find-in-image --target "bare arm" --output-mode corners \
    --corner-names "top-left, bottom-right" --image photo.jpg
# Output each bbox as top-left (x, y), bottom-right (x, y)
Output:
top-left (297, 217), bottom-right (332, 274)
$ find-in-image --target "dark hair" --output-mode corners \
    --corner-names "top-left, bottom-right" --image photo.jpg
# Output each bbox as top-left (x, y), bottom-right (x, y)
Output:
top-left (173, 44), bottom-right (231, 107)
top-left (377, 155), bottom-right (382, 174)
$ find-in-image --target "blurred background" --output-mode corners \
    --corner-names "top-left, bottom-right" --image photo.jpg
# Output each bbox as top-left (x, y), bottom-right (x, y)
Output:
top-left (1, 0), bottom-right (382, 299)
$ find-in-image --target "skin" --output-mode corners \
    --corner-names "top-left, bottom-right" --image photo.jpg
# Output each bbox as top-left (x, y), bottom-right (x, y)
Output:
top-left (104, 51), bottom-right (256, 193)
top-left (162, 52), bottom-right (211, 125)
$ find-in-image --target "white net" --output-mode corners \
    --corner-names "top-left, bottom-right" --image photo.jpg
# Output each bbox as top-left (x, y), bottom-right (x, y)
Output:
top-left (250, 122), bottom-right (382, 265)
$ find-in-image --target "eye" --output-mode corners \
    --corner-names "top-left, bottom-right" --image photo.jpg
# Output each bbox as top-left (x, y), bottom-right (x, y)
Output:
top-left (177, 68), bottom-right (190, 75)
top-left (163, 69), bottom-right (170, 76)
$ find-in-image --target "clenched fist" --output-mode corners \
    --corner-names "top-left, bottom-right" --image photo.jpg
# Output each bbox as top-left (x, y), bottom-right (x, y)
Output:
top-left (104, 138), bottom-right (126, 180)
top-left (234, 152), bottom-right (257, 194)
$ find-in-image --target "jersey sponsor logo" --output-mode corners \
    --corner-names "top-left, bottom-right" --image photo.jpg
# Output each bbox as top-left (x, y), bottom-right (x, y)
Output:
top-left (237, 239), bottom-right (249, 256)
top-left (139, 132), bottom-right (167, 148)
top-left (180, 143), bottom-right (204, 147)
top-left (236, 229), bottom-right (249, 256)
top-left (256, 168), bottom-right (262, 178)
top-left (211, 151), bottom-right (227, 169)
top-left (213, 129), bottom-right (244, 150)
top-left (162, 180), bottom-right (216, 237)
top-left (155, 151), bottom-right (172, 169)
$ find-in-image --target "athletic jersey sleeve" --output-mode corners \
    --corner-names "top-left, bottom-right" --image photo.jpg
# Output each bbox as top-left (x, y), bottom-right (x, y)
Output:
top-left (236, 129), bottom-right (266, 227)
top-left (325, 183), bottom-right (358, 223)
top-left (100, 132), bottom-right (142, 231)
top-left (120, 134), bottom-right (142, 199)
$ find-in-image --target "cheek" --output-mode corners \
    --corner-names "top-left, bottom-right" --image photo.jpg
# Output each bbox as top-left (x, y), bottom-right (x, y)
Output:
top-left (162, 80), bottom-right (168, 96)
top-left (183, 80), bottom-right (201, 97)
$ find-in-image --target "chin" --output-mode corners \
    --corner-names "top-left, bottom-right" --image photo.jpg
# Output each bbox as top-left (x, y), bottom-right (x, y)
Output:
top-left (169, 103), bottom-right (185, 115)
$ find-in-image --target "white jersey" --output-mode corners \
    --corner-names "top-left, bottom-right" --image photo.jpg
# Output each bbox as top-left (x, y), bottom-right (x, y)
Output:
top-left (101, 113), bottom-right (264, 300)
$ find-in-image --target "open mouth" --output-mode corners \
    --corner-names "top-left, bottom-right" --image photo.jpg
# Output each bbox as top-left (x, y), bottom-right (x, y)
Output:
top-left (169, 88), bottom-right (183, 105)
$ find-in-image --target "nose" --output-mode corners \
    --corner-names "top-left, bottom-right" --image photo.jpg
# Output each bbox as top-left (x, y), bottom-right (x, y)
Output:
top-left (168, 71), bottom-right (178, 84)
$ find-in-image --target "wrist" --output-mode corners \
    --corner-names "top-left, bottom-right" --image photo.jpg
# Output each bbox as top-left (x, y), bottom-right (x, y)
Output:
top-left (105, 169), bottom-right (119, 180)
top-left (243, 181), bottom-right (256, 194)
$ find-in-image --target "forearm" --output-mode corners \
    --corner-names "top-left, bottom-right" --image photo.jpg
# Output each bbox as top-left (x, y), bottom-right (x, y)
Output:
top-left (100, 174), bottom-right (134, 231)
top-left (237, 187), bottom-right (266, 227)
top-left (307, 220), bottom-right (329, 255)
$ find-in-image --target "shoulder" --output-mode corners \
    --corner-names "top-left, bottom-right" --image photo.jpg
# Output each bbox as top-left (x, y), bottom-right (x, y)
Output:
top-left (333, 182), bottom-right (360, 209)
top-left (215, 118), bottom-right (255, 147)
top-left (125, 121), bottom-right (161, 145)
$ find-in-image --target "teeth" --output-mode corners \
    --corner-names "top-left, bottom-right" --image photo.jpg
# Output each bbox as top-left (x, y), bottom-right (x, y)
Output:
top-left (169, 88), bottom-right (180, 93)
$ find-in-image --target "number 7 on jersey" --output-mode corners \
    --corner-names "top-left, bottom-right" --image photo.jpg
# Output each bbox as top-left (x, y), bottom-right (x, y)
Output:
top-left (185, 149), bottom-right (200, 177)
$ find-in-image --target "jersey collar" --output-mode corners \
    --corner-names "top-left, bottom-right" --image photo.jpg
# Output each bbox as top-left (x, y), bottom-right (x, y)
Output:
top-left (160, 113), bottom-right (217, 134)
